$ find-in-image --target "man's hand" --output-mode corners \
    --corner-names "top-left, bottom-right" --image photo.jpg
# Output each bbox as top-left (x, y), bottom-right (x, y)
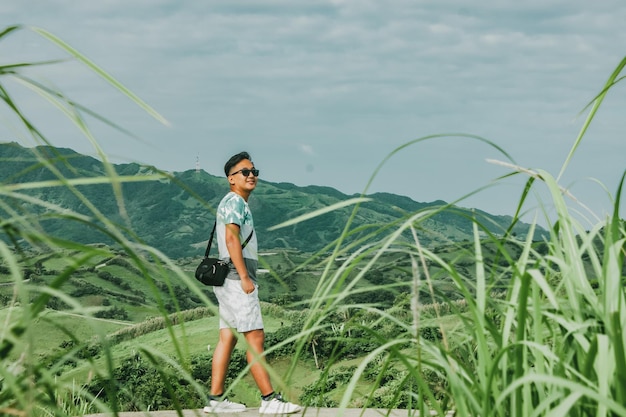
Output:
top-left (241, 278), bottom-right (255, 294)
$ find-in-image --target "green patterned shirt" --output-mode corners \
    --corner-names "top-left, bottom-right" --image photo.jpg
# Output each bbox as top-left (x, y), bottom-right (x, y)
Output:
top-left (216, 191), bottom-right (258, 264)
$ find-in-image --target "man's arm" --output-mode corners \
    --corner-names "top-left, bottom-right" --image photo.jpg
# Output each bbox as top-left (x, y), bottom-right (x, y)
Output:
top-left (224, 223), bottom-right (255, 294)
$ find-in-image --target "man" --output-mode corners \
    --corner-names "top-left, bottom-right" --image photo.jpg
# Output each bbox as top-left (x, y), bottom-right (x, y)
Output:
top-left (204, 151), bottom-right (302, 415)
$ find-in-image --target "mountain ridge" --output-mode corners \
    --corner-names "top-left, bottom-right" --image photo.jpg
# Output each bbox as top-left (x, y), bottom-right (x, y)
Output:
top-left (0, 141), bottom-right (545, 258)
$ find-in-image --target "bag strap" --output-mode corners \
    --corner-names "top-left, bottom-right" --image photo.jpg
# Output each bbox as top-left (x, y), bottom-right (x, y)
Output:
top-left (203, 221), bottom-right (218, 258)
top-left (203, 221), bottom-right (254, 258)
top-left (241, 228), bottom-right (254, 249)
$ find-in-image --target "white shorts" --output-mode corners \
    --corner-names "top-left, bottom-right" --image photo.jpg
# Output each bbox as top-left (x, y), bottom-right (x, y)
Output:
top-left (213, 278), bottom-right (263, 332)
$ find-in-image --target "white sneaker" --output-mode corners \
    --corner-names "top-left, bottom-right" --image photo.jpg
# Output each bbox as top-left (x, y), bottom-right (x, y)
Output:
top-left (203, 397), bottom-right (246, 413)
top-left (259, 393), bottom-right (302, 414)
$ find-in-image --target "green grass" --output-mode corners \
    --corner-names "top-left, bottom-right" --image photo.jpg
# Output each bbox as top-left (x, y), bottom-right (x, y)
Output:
top-left (0, 307), bottom-right (126, 360)
top-left (54, 310), bottom-right (310, 407)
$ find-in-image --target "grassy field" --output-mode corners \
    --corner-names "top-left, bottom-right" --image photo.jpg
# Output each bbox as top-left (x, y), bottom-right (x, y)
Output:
top-left (0, 242), bottom-right (474, 410)
top-left (0, 294), bottom-right (376, 408)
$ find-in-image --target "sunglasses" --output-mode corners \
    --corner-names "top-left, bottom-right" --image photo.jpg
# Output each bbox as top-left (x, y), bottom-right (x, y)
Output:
top-left (230, 168), bottom-right (260, 177)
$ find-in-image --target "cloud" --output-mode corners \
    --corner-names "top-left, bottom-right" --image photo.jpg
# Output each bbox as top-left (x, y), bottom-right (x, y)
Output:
top-left (2, 1), bottom-right (625, 223)
top-left (299, 144), bottom-right (316, 156)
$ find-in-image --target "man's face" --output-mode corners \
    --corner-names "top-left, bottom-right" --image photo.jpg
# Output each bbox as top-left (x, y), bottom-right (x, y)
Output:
top-left (228, 159), bottom-right (258, 194)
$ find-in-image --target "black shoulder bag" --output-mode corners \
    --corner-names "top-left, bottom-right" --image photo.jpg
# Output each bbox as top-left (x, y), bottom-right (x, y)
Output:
top-left (194, 221), bottom-right (254, 286)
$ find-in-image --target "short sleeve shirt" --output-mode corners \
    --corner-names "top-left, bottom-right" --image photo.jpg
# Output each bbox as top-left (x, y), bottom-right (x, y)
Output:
top-left (216, 192), bottom-right (258, 261)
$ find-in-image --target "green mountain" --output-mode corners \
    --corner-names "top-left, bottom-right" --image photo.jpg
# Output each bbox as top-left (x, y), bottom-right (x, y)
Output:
top-left (0, 141), bottom-right (545, 258)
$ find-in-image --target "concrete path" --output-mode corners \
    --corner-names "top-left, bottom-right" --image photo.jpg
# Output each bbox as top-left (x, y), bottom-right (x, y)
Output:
top-left (82, 407), bottom-right (436, 417)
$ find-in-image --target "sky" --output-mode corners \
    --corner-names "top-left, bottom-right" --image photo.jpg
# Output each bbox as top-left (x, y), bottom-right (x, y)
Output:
top-left (2, 1), bottom-right (625, 227)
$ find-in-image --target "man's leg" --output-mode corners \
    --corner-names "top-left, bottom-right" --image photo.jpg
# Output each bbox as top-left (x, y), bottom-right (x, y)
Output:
top-left (244, 328), bottom-right (273, 396)
top-left (211, 328), bottom-right (238, 395)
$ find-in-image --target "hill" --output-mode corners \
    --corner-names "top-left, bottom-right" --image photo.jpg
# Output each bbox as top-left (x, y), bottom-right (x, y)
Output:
top-left (1, 146), bottom-right (620, 416)
top-left (0, 242), bottom-right (473, 411)
top-left (0, 142), bottom-right (546, 259)
top-left (0, 141), bottom-right (541, 410)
